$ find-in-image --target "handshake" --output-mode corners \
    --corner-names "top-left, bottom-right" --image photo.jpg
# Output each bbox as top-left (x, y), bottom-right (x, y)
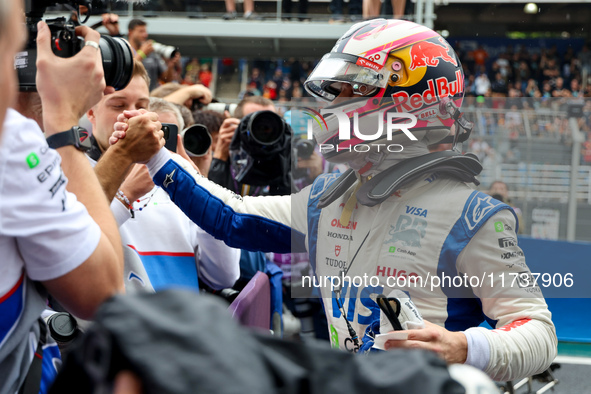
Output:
top-left (108, 109), bottom-right (166, 164)
top-left (109, 109), bottom-right (199, 172)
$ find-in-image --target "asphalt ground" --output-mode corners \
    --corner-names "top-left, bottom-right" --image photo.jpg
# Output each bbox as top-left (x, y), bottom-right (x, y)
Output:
top-left (508, 357), bottom-right (591, 394)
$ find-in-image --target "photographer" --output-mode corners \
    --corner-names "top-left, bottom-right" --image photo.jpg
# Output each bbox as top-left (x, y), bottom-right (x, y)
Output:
top-left (188, 110), bottom-right (226, 177)
top-left (127, 19), bottom-right (181, 91)
top-left (202, 97), bottom-right (290, 332)
top-left (0, 0), bottom-right (126, 391)
top-left (209, 96), bottom-right (291, 196)
top-left (151, 81), bottom-right (213, 110)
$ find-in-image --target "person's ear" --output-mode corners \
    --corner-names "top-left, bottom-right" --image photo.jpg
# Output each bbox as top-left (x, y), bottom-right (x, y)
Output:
top-left (87, 108), bottom-right (96, 126)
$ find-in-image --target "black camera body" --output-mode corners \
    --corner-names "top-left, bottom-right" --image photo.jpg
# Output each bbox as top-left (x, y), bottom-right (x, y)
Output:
top-left (230, 111), bottom-right (292, 188)
top-left (47, 17), bottom-right (82, 58)
top-left (17, 17), bottom-right (79, 91)
top-left (17, 0), bottom-right (134, 92)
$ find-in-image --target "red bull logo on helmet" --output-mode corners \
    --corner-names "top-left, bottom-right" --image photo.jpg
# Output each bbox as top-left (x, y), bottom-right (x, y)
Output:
top-left (391, 70), bottom-right (464, 113)
top-left (409, 37), bottom-right (458, 71)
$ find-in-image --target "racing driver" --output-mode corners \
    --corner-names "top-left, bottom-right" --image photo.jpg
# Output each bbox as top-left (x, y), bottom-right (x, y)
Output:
top-left (114, 19), bottom-right (557, 382)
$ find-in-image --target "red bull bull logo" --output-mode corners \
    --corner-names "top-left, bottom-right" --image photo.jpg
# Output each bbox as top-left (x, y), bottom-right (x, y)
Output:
top-left (409, 38), bottom-right (457, 71)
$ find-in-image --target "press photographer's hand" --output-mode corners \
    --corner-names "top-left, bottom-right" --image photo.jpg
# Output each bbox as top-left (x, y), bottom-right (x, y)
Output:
top-left (35, 22), bottom-right (113, 134)
top-left (213, 118), bottom-right (239, 161)
top-left (186, 84), bottom-right (212, 105)
top-left (139, 40), bottom-right (154, 57)
top-left (162, 84), bottom-right (213, 108)
top-left (101, 13), bottom-right (120, 36)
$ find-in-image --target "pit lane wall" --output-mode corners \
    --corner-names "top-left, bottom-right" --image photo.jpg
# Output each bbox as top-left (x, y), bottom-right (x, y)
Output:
top-left (519, 236), bottom-right (591, 343)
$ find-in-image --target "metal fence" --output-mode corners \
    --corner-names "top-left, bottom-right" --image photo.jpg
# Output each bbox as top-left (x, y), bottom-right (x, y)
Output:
top-left (287, 97), bottom-right (591, 241)
top-left (463, 97), bottom-right (591, 242)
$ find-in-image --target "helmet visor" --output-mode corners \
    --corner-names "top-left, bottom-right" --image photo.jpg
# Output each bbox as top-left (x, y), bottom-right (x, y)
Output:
top-left (304, 54), bottom-right (389, 101)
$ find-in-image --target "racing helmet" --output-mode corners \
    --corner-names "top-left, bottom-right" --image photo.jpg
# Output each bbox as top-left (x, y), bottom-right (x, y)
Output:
top-left (304, 19), bottom-right (465, 163)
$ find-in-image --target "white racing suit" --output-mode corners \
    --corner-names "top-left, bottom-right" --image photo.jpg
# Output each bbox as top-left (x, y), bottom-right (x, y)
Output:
top-left (146, 149), bottom-right (557, 382)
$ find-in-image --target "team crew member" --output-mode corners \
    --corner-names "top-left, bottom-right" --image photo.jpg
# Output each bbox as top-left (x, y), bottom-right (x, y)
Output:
top-left (116, 19), bottom-right (557, 382)
top-left (0, 0), bottom-right (126, 391)
top-left (87, 64), bottom-right (239, 292)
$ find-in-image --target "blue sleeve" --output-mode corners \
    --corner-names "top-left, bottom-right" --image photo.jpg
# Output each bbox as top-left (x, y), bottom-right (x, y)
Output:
top-left (153, 159), bottom-right (305, 254)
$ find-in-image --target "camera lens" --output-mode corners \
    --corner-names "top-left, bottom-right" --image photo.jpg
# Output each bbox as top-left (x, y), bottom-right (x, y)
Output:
top-left (98, 36), bottom-right (134, 91)
top-left (183, 124), bottom-right (212, 157)
top-left (152, 42), bottom-right (178, 59)
top-left (248, 111), bottom-right (284, 145)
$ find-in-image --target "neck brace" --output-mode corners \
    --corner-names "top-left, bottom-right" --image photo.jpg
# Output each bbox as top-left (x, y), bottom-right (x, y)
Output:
top-left (347, 141), bottom-right (432, 178)
top-left (318, 150), bottom-right (482, 208)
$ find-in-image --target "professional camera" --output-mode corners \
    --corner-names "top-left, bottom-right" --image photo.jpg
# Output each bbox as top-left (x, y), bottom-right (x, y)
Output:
top-left (199, 102), bottom-right (238, 117)
top-left (182, 124), bottom-right (212, 157)
top-left (152, 42), bottom-right (179, 59)
top-left (17, 0), bottom-right (134, 92)
top-left (230, 110), bottom-right (292, 187)
top-left (238, 111), bottom-right (286, 155)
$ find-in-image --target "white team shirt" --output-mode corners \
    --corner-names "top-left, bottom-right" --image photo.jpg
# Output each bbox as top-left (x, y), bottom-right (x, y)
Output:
top-left (0, 109), bottom-right (100, 294)
top-left (112, 186), bottom-right (240, 291)
top-left (0, 109), bottom-right (101, 393)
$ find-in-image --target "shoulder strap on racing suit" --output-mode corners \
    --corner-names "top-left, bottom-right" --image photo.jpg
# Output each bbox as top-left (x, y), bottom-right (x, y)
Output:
top-left (437, 190), bottom-right (518, 331)
top-left (317, 169), bottom-right (357, 209)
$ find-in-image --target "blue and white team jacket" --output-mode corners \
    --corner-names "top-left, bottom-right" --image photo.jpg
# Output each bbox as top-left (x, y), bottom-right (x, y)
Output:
top-left (109, 187), bottom-right (240, 293)
top-left (146, 149), bottom-right (557, 382)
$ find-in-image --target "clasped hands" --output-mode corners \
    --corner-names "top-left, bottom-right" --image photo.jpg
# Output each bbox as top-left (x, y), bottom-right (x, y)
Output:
top-left (109, 109), bottom-right (165, 164)
top-left (111, 110), bottom-right (200, 173)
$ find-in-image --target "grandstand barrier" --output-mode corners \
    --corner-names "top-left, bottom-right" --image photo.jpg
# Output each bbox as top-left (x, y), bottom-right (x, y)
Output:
top-left (479, 164), bottom-right (591, 203)
top-left (519, 237), bottom-right (591, 343)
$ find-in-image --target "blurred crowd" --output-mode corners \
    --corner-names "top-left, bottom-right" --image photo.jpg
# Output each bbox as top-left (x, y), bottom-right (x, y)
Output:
top-left (52, 0), bottom-right (414, 22)
top-left (241, 60), bottom-right (316, 103)
top-left (459, 42), bottom-right (591, 100)
top-left (107, 13), bottom-right (591, 182)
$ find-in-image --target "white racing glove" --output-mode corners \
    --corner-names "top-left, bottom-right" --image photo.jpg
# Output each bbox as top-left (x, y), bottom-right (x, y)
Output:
top-left (373, 289), bottom-right (425, 350)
